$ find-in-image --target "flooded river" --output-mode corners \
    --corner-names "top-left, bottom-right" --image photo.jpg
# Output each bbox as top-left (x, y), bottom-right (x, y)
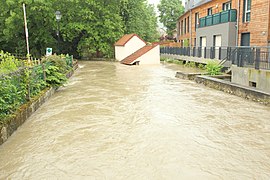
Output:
top-left (0, 61), bottom-right (270, 179)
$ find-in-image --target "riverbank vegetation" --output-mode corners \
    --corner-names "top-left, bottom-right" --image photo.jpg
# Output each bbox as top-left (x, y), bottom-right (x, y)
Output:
top-left (0, 51), bottom-right (72, 121)
top-left (205, 61), bottom-right (223, 75)
top-left (0, 0), bottom-right (159, 59)
top-left (161, 57), bottom-right (223, 75)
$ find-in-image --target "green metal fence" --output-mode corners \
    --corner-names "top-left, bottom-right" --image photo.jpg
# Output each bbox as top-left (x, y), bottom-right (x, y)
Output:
top-left (0, 54), bottom-right (75, 119)
top-left (0, 67), bottom-right (46, 118)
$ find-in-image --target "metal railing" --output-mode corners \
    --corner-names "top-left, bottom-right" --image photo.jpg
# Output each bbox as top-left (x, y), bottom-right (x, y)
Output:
top-left (199, 9), bottom-right (237, 28)
top-left (160, 46), bottom-right (270, 70)
top-left (227, 47), bottom-right (270, 70)
top-left (160, 46), bottom-right (230, 60)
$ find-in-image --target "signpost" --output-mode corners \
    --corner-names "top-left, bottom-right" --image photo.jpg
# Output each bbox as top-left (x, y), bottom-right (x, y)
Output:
top-left (46, 48), bottom-right (52, 56)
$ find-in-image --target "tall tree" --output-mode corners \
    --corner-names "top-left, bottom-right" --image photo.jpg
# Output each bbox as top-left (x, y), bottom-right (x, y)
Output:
top-left (0, 0), bottom-right (59, 57)
top-left (55, 0), bottom-right (124, 58)
top-left (0, 0), bottom-right (158, 58)
top-left (157, 0), bottom-right (184, 36)
top-left (120, 0), bottom-right (159, 42)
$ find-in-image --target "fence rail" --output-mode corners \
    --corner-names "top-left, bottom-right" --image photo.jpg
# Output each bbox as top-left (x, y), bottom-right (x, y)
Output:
top-left (160, 46), bottom-right (270, 70)
top-left (160, 46), bottom-right (229, 60)
top-left (0, 55), bottom-right (74, 118)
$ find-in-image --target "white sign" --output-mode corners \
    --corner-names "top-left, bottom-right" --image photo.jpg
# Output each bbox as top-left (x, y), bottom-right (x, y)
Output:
top-left (46, 48), bottom-right (52, 56)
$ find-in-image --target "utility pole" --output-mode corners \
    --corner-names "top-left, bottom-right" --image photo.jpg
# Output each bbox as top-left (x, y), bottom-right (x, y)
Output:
top-left (23, 3), bottom-right (30, 63)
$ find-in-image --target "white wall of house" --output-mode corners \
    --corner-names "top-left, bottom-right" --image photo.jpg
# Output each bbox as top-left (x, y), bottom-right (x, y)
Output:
top-left (136, 45), bottom-right (160, 65)
top-left (115, 46), bottom-right (126, 61)
top-left (115, 36), bottom-right (146, 61)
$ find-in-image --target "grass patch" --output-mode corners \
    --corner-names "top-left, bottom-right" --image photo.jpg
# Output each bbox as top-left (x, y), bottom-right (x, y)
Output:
top-left (184, 61), bottom-right (196, 68)
top-left (198, 63), bottom-right (206, 70)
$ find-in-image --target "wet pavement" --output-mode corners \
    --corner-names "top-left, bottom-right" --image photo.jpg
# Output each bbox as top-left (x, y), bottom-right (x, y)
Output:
top-left (0, 61), bottom-right (270, 179)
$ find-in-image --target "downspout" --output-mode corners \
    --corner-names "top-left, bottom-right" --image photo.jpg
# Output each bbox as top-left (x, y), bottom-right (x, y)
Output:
top-left (236, 0), bottom-right (240, 47)
top-left (190, 9), bottom-right (192, 52)
top-left (268, 0), bottom-right (270, 46)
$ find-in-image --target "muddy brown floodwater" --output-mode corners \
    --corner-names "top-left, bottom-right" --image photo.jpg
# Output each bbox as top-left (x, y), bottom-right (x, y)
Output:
top-left (0, 61), bottom-right (270, 179)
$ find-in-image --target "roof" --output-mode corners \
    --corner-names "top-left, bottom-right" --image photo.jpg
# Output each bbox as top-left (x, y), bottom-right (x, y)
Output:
top-left (192, 0), bottom-right (211, 9)
top-left (121, 44), bottom-right (158, 65)
top-left (178, 0), bottom-right (212, 20)
top-left (114, 34), bottom-right (147, 46)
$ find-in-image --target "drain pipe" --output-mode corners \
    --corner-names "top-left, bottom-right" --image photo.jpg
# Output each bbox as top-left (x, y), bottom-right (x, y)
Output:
top-left (236, 0), bottom-right (240, 47)
top-left (268, 0), bottom-right (270, 46)
top-left (190, 9), bottom-right (192, 54)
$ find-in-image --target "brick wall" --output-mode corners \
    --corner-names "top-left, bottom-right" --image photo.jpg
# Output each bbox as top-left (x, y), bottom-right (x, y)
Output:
top-left (177, 0), bottom-right (270, 47)
top-left (238, 0), bottom-right (270, 46)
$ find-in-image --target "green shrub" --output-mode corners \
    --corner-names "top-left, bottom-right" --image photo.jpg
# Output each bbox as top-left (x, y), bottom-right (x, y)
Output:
top-left (0, 69), bottom-right (28, 119)
top-left (206, 61), bottom-right (222, 75)
top-left (41, 55), bottom-right (71, 74)
top-left (0, 51), bottom-right (21, 74)
top-left (29, 66), bottom-right (46, 96)
top-left (0, 53), bottom-right (71, 120)
top-left (44, 63), bottom-right (68, 87)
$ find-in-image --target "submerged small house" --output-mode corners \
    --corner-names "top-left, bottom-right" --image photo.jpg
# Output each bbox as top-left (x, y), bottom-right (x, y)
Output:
top-left (115, 34), bottom-right (160, 65)
top-left (114, 34), bottom-right (146, 61)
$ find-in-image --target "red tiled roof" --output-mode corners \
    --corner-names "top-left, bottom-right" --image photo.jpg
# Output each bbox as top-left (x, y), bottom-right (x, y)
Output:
top-left (121, 44), bottom-right (158, 65)
top-left (114, 34), bottom-right (146, 46)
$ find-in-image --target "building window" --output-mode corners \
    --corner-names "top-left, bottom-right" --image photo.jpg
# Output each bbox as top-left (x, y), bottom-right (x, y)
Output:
top-left (223, 1), bottom-right (231, 11)
top-left (184, 18), bottom-right (186, 34)
top-left (195, 12), bottom-right (199, 31)
top-left (187, 16), bottom-right (189, 33)
top-left (181, 20), bottom-right (183, 35)
top-left (207, 8), bottom-right (212, 15)
top-left (243, 0), bottom-right (251, 22)
top-left (178, 22), bottom-right (181, 36)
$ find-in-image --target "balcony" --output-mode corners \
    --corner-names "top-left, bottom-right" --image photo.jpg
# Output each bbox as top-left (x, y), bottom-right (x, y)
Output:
top-left (199, 9), bottom-right (237, 28)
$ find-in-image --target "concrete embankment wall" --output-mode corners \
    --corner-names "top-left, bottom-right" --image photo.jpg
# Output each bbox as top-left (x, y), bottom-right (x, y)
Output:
top-left (195, 75), bottom-right (270, 106)
top-left (231, 66), bottom-right (270, 93)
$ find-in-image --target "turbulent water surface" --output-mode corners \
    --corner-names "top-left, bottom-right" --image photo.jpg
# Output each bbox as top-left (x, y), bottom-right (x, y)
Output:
top-left (0, 61), bottom-right (270, 179)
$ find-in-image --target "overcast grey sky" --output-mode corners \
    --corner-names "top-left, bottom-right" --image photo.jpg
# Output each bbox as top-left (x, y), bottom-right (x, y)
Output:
top-left (148, 0), bottom-right (185, 6)
top-left (148, 0), bottom-right (160, 6)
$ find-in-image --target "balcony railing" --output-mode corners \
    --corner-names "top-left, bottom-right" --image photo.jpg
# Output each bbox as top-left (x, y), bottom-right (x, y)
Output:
top-left (199, 9), bottom-right (237, 28)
